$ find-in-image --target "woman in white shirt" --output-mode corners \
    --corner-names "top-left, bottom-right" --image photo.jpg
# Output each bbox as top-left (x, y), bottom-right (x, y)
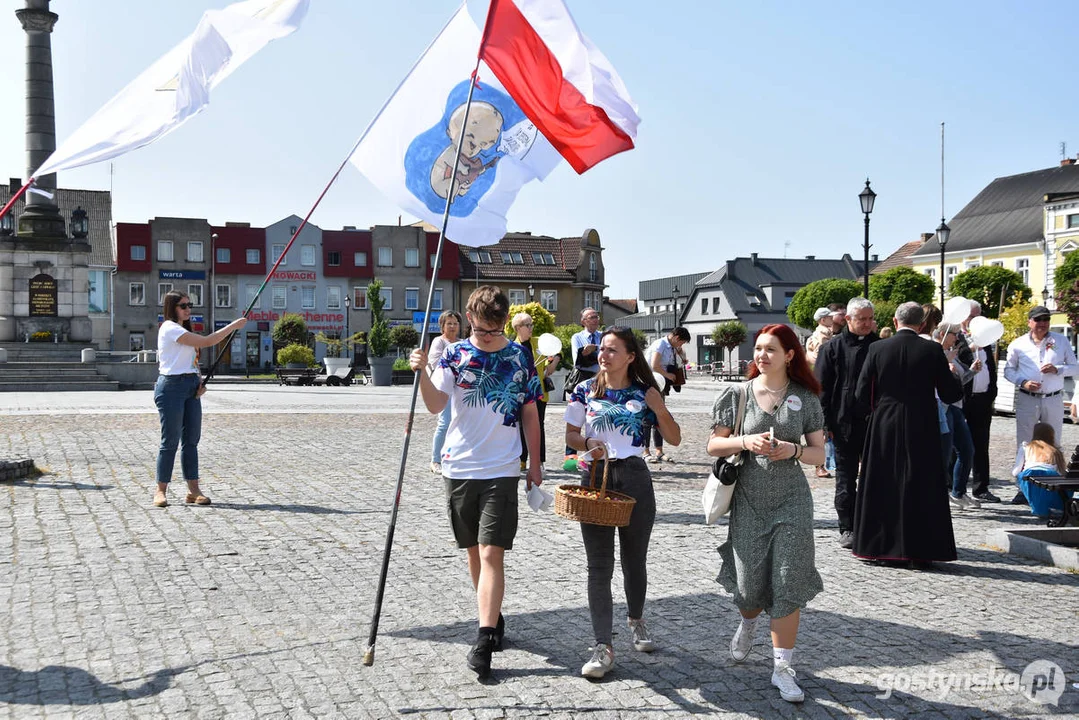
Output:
top-left (153, 291), bottom-right (247, 508)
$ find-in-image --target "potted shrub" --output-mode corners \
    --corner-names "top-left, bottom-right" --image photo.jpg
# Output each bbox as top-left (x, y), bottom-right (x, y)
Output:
top-left (367, 279), bottom-right (394, 386)
top-left (315, 331), bottom-right (366, 375)
top-left (389, 325), bottom-right (419, 357)
top-left (276, 343), bottom-right (315, 369)
top-left (392, 356), bottom-right (416, 384)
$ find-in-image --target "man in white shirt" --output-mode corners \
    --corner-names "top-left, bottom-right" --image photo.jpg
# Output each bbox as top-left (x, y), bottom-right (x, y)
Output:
top-left (1003, 306), bottom-right (1077, 490)
top-left (644, 327), bottom-right (688, 462)
top-left (563, 308), bottom-right (602, 468)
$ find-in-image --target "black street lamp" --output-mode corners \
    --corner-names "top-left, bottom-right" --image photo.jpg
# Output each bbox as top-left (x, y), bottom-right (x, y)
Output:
top-left (70, 206), bottom-right (88, 239)
top-left (210, 233), bottom-right (218, 366)
top-left (344, 292), bottom-right (352, 360)
top-left (527, 283), bottom-right (534, 301)
top-left (1042, 287), bottom-right (1051, 305)
top-left (936, 219), bottom-right (950, 307)
top-left (671, 284), bottom-right (681, 327)
top-left (858, 179), bottom-right (876, 298)
top-left (0, 211), bottom-right (13, 236)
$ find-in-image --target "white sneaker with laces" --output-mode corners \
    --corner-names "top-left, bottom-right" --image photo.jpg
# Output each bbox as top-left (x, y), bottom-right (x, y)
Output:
top-left (730, 620), bottom-right (755, 662)
top-left (771, 661), bottom-right (805, 702)
top-left (628, 618), bottom-right (655, 653)
top-left (581, 643), bottom-right (614, 679)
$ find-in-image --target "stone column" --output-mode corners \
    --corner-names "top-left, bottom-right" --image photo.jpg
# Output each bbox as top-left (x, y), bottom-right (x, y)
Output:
top-left (15, 0), bottom-right (66, 239)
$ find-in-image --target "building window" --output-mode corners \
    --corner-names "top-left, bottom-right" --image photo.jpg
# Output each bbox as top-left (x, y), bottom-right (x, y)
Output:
top-left (1068, 214), bottom-right (1079, 229)
top-left (405, 248), bottom-right (419, 267)
top-left (216, 247), bottom-right (230, 263)
top-left (245, 284), bottom-right (259, 310)
top-left (380, 286), bottom-right (393, 310)
top-left (158, 241), bottom-right (174, 262)
top-left (130, 245), bottom-right (146, 261)
top-left (216, 284), bottom-right (231, 308)
top-left (246, 248), bottom-right (260, 264)
top-left (429, 254), bottom-right (441, 269)
top-left (129, 282), bottom-right (145, 306)
top-left (158, 283), bottom-right (173, 305)
top-left (301, 245), bottom-right (315, 266)
top-left (701, 298), bottom-right (708, 315)
top-left (129, 333), bottom-right (145, 352)
top-left (925, 268), bottom-right (936, 281)
top-left (1015, 258), bottom-right (1029, 285)
top-left (589, 252), bottom-right (597, 283)
top-left (272, 244), bottom-right (285, 263)
top-left (784, 291), bottom-right (796, 309)
top-left (712, 297), bottom-right (721, 313)
top-left (354, 251), bottom-right (367, 267)
top-left (990, 260), bottom-right (1004, 267)
top-left (327, 285), bottom-right (341, 309)
top-left (328, 251), bottom-right (341, 267)
top-left (289, 225), bottom-right (297, 235)
top-left (188, 284), bottom-right (203, 307)
top-left (532, 252), bottom-right (556, 265)
top-left (405, 287), bottom-right (419, 310)
top-left (378, 247), bottom-right (393, 267)
top-left (468, 250), bottom-right (492, 263)
top-left (509, 289), bottom-right (526, 306)
top-left (272, 285), bottom-right (286, 309)
top-left (432, 287), bottom-right (443, 311)
top-left (88, 270), bottom-right (108, 313)
top-left (945, 266), bottom-right (958, 289)
top-left (540, 290), bottom-right (557, 311)
top-left (500, 251), bottom-right (524, 264)
top-left (187, 241), bottom-right (203, 262)
top-left (354, 287), bottom-right (368, 309)
top-left (964, 261), bottom-right (980, 270)
top-left (301, 286), bottom-right (315, 309)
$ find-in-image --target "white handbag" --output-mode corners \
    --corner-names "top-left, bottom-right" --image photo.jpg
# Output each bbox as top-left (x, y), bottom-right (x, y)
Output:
top-left (703, 382), bottom-right (748, 524)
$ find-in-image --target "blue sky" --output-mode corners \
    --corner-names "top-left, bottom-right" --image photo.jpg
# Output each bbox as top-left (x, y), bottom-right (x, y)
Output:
top-left (1, 1), bottom-right (1076, 298)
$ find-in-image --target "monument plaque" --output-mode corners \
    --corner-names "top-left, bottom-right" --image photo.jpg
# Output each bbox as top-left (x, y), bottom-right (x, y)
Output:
top-left (29, 273), bottom-right (58, 317)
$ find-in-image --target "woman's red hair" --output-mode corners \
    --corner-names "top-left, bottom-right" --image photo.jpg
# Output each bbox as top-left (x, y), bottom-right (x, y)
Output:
top-left (745, 323), bottom-right (821, 394)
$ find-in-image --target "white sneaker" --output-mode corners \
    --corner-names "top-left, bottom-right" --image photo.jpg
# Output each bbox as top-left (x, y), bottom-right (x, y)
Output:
top-left (771, 661), bottom-right (805, 702)
top-left (949, 493), bottom-right (979, 510)
top-left (581, 643), bottom-right (614, 679)
top-left (729, 620), bottom-right (755, 662)
top-left (628, 618), bottom-right (655, 653)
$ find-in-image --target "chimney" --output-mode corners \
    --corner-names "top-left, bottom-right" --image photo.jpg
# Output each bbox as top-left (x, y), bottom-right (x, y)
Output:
top-left (750, 252), bottom-right (758, 265)
top-left (1062, 158), bottom-right (1077, 167)
top-left (871, 254), bottom-right (879, 261)
top-left (9, 178), bottom-right (21, 194)
top-left (805, 255), bottom-right (815, 260)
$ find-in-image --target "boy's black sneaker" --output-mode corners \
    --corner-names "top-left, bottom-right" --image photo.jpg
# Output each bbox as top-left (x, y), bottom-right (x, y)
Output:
top-left (467, 628), bottom-right (498, 678)
top-left (973, 491), bottom-right (1001, 503)
top-left (493, 613), bottom-right (505, 652)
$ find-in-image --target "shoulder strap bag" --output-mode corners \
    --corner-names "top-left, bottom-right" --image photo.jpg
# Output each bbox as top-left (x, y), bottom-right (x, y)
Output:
top-left (703, 381), bottom-right (749, 524)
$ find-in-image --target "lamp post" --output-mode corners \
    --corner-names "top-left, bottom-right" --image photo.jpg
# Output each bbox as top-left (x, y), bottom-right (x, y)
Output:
top-left (858, 179), bottom-right (876, 298)
top-left (671, 284), bottom-right (681, 329)
top-left (69, 206), bottom-right (88, 238)
top-left (935, 220), bottom-right (950, 307)
top-left (1042, 287), bottom-right (1050, 306)
top-left (527, 283), bottom-right (534, 301)
top-left (210, 233), bottom-right (218, 367)
top-left (0, 210), bottom-right (14, 236)
top-left (344, 292), bottom-right (351, 362)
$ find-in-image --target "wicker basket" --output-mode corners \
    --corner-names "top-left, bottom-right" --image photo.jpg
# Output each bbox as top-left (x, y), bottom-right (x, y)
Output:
top-left (554, 457), bottom-right (636, 527)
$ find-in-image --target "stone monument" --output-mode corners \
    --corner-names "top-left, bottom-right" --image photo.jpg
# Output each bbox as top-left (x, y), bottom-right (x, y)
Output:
top-left (0, 0), bottom-right (92, 343)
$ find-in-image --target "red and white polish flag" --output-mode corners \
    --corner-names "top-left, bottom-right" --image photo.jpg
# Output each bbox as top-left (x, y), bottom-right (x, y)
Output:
top-left (479, 0), bottom-right (639, 174)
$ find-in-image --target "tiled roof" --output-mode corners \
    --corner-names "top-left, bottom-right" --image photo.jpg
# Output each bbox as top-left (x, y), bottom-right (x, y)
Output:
top-left (911, 163), bottom-right (1079, 256)
top-left (458, 232), bottom-right (586, 283)
top-left (605, 298), bottom-right (638, 314)
top-left (871, 236), bottom-right (930, 274)
top-left (638, 273), bottom-right (711, 302)
top-left (1, 184), bottom-right (114, 266)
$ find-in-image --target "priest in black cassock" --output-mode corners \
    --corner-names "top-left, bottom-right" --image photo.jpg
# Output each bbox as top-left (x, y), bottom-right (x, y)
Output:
top-left (852, 302), bottom-right (963, 565)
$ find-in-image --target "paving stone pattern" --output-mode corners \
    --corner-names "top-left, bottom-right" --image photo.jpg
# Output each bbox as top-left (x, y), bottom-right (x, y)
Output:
top-left (1, 382), bottom-right (1077, 718)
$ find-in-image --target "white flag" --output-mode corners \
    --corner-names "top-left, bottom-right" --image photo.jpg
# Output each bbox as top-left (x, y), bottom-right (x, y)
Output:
top-left (349, 4), bottom-right (563, 246)
top-left (32, 0), bottom-right (310, 179)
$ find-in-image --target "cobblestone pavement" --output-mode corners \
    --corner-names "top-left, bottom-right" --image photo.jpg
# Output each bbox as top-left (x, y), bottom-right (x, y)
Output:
top-left (1, 378), bottom-right (1077, 718)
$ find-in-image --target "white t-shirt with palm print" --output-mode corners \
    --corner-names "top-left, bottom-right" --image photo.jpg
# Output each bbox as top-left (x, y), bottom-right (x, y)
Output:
top-left (564, 379), bottom-right (658, 469)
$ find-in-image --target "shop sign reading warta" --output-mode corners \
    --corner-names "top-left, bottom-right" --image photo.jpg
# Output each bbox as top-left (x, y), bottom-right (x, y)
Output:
top-left (271, 271), bottom-right (316, 281)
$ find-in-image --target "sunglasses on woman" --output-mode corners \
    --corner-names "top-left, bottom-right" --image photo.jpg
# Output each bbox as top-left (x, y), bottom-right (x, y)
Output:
top-left (177, 302), bottom-right (193, 310)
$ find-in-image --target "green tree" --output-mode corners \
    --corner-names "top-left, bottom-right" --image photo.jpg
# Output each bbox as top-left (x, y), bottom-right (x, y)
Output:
top-left (503, 301), bottom-right (556, 337)
top-left (1054, 252), bottom-right (1079, 296)
top-left (366, 279), bottom-right (391, 358)
top-left (631, 329), bottom-right (648, 352)
top-left (999, 292), bottom-right (1035, 347)
top-left (389, 325), bottom-right (419, 354)
top-left (948, 266), bottom-right (1030, 319)
top-left (1055, 279), bottom-right (1079, 348)
top-left (868, 266), bottom-right (936, 305)
top-left (787, 279), bottom-right (862, 329)
top-left (551, 324), bottom-right (582, 370)
top-left (872, 300), bottom-right (897, 332)
top-left (272, 313), bottom-right (308, 348)
top-left (712, 321), bottom-right (748, 368)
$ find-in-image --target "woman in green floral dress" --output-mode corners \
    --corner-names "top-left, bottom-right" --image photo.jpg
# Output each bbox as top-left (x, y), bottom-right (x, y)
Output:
top-left (707, 323), bottom-right (826, 704)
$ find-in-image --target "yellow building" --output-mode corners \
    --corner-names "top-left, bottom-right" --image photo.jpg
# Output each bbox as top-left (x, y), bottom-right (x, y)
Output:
top-left (910, 161), bottom-right (1079, 310)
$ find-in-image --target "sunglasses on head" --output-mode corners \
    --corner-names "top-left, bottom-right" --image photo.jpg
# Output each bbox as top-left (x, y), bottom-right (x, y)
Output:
top-left (177, 302), bottom-right (192, 310)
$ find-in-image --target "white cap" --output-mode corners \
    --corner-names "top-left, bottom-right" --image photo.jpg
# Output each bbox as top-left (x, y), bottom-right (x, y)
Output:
top-left (813, 308), bottom-right (830, 321)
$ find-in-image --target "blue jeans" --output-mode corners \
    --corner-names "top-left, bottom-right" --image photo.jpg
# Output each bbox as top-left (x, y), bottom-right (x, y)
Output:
top-left (431, 400), bottom-right (451, 464)
top-left (947, 405), bottom-right (974, 497)
top-left (154, 374), bottom-right (202, 485)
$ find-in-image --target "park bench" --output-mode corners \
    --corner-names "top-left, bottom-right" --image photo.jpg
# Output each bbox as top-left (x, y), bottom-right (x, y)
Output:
top-left (1025, 475), bottom-right (1079, 527)
top-left (313, 366), bottom-right (366, 387)
top-left (275, 367), bottom-right (318, 386)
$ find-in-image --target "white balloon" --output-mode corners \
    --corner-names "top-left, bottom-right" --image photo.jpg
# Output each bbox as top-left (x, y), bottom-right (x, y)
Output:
top-left (653, 371), bottom-right (667, 389)
top-left (968, 316), bottom-right (1004, 347)
top-left (537, 332), bottom-right (562, 357)
top-left (943, 297), bottom-right (973, 325)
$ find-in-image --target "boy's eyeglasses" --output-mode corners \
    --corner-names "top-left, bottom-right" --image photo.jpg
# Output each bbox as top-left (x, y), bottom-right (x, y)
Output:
top-left (473, 327), bottom-right (504, 338)
top-left (177, 302), bottom-right (193, 310)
